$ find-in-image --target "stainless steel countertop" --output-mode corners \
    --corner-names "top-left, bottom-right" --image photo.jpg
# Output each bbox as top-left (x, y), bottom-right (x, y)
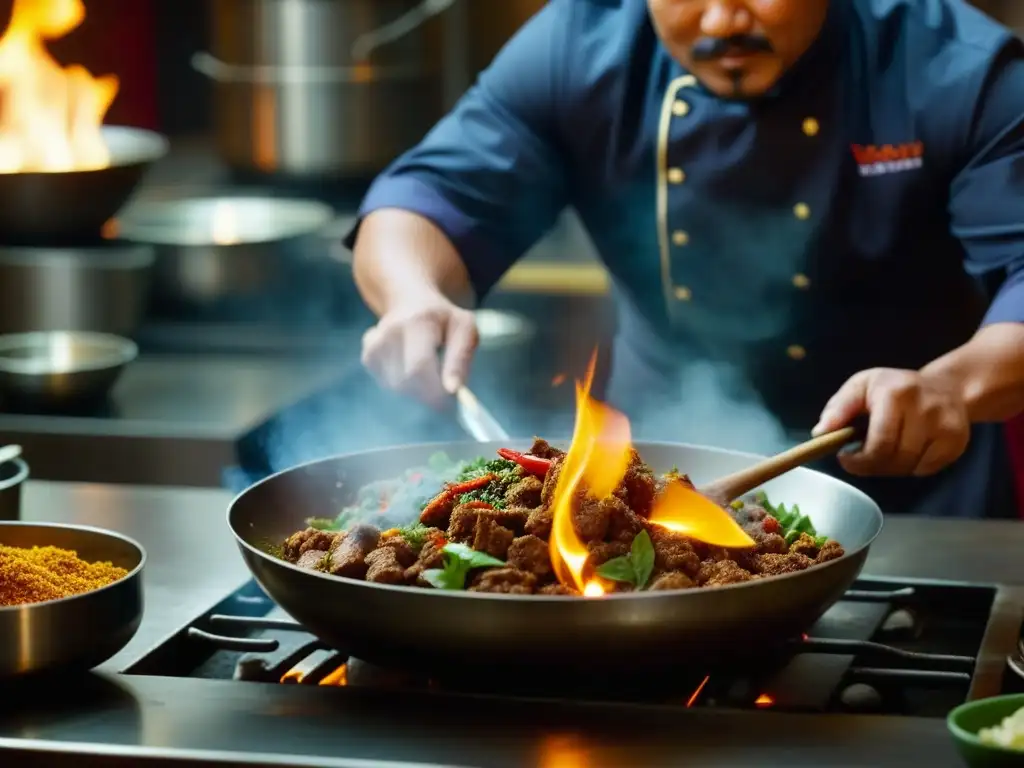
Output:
top-left (0, 356), bottom-right (348, 486)
top-left (0, 479), bottom-right (1022, 766)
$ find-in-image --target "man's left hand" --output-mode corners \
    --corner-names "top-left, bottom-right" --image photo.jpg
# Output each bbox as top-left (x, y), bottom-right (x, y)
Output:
top-left (812, 368), bottom-right (970, 477)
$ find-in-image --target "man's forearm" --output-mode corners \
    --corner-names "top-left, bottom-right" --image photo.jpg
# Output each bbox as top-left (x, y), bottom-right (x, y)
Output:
top-left (920, 322), bottom-right (1024, 423)
top-left (352, 209), bottom-right (476, 316)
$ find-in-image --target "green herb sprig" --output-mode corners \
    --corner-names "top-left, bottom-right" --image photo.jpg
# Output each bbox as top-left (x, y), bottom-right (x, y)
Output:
top-left (395, 522), bottom-right (432, 548)
top-left (756, 492), bottom-right (828, 548)
top-left (422, 542), bottom-right (505, 591)
top-left (595, 530), bottom-right (655, 590)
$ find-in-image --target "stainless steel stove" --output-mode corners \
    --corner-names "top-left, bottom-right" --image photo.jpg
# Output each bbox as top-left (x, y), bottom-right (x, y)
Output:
top-left (124, 576), bottom-right (1018, 721)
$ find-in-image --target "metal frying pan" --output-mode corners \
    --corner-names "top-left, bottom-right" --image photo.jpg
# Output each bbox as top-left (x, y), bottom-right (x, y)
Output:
top-left (0, 125), bottom-right (169, 244)
top-left (228, 441), bottom-right (883, 673)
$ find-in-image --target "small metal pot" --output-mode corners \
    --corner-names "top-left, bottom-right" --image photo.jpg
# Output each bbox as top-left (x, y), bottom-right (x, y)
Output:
top-left (0, 458), bottom-right (29, 522)
top-left (113, 196), bottom-right (336, 314)
top-left (0, 244), bottom-right (154, 337)
top-left (0, 331), bottom-right (138, 413)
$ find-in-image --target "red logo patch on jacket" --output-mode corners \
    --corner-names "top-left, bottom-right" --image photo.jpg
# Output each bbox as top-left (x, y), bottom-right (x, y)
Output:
top-left (850, 142), bottom-right (924, 177)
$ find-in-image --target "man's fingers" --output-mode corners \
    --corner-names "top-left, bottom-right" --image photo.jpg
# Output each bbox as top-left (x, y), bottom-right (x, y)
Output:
top-left (840, 395), bottom-right (903, 476)
top-left (813, 372), bottom-right (869, 436)
top-left (440, 311), bottom-right (479, 394)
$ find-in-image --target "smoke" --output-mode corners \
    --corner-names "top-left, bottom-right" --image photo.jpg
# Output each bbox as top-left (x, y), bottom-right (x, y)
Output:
top-left (614, 358), bottom-right (795, 456)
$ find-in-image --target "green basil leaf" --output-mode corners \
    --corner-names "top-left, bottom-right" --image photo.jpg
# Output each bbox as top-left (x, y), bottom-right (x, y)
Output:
top-left (793, 513), bottom-right (815, 535)
top-left (813, 534), bottom-right (829, 548)
top-left (596, 556), bottom-right (637, 584)
top-left (784, 529), bottom-right (802, 546)
top-left (421, 567), bottom-right (462, 590)
top-left (629, 530), bottom-right (655, 589)
top-left (466, 551), bottom-right (506, 569)
top-left (441, 542), bottom-right (477, 561)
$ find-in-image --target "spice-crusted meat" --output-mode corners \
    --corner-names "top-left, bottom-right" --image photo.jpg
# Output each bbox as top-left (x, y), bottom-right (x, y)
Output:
top-left (648, 526), bottom-right (702, 577)
top-left (473, 517), bottom-right (515, 559)
top-left (505, 475), bottom-right (544, 509)
top-left (470, 567), bottom-right (537, 594)
top-left (282, 528), bottom-right (340, 562)
top-left (295, 549), bottom-right (328, 570)
top-left (507, 535), bottom-right (553, 580)
top-left (279, 443), bottom-right (848, 597)
top-left (365, 547), bottom-right (406, 584)
top-left (405, 539), bottom-right (446, 585)
top-left (448, 503), bottom-right (529, 542)
top-left (327, 524), bottom-right (380, 579)
top-left (649, 571), bottom-right (696, 591)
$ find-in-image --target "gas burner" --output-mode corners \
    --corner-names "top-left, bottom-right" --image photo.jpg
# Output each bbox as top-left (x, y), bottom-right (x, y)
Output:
top-left (124, 577), bottom-right (996, 720)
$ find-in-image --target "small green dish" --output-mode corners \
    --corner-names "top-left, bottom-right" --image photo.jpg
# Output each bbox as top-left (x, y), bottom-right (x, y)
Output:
top-left (949, 694), bottom-right (1024, 767)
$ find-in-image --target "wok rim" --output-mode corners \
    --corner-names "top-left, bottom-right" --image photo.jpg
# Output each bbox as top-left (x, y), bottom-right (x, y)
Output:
top-left (0, 125), bottom-right (169, 177)
top-left (0, 520), bottom-right (146, 612)
top-left (228, 439), bottom-right (884, 604)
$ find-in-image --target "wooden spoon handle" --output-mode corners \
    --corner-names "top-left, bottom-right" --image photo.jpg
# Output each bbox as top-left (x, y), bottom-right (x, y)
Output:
top-left (699, 424), bottom-right (865, 506)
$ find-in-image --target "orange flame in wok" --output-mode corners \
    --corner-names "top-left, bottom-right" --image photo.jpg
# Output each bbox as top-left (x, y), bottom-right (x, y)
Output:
top-left (548, 352), bottom-right (754, 595)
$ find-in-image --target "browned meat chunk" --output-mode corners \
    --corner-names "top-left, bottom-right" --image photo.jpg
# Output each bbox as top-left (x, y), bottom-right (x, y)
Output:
top-left (505, 475), bottom-right (544, 509)
top-left (404, 539), bottom-right (446, 585)
top-left (573, 497), bottom-right (614, 542)
top-left (539, 582), bottom-right (575, 595)
top-left (539, 457), bottom-right (564, 508)
top-left (473, 517), bottom-right (515, 559)
top-left (507, 534), bottom-right (553, 579)
top-left (529, 438), bottom-right (564, 460)
top-left (816, 540), bottom-right (845, 563)
top-left (525, 505), bottom-right (553, 538)
top-left (752, 532), bottom-right (788, 555)
top-left (754, 552), bottom-right (814, 577)
top-left (282, 528), bottom-right (339, 562)
top-left (649, 526), bottom-right (701, 576)
top-left (649, 571), bottom-right (696, 591)
top-left (586, 539), bottom-right (630, 569)
top-left (469, 567), bottom-right (537, 594)
top-left (327, 524), bottom-right (380, 579)
top-left (365, 547), bottom-right (407, 585)
top-left (788, 532), bottom-right (820, 559)
top-left (614, 450), bottom-right (657, 517)
top-left (376, 533), bottom-right (418, 567)
top-left (699, 560), bottom-right (754, 587)
top-left (729, 502), bottom-right (768, 526)
top-left (295, 549), bottom-right (328, 571)
top-left (448, 504), bottom-right (529, 542)
top-left (604, 495), bottom-right (645, 542)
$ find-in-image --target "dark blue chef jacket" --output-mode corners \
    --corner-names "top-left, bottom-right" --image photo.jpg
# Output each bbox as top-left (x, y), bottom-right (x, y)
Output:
top-left (348, 0), bottom-right (1024, 519)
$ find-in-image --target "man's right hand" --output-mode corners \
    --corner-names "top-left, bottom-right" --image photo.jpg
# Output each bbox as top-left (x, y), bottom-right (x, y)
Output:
top-left (360, 295), bottom-right (479, 408)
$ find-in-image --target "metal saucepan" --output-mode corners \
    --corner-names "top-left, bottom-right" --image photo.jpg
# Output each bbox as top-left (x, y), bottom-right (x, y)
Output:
top-left (0, 521), bottom-right (145, 678)
top-left (0, 331), bottom-right (138, 413)
top-left (228, 440), bottom-right (883, 674)
top-left (113, 196), bottom-right (335, 313)
top-left (0, 126), bottom-right (169, 244)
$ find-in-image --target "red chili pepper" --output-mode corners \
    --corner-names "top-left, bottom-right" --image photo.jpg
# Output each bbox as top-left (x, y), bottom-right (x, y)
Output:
top-left (418, 474), bottom-right (497, 525)
top-left (496, 448), bottom-right (552, 476)
top-left (762, 515), bottom-right (781, 535)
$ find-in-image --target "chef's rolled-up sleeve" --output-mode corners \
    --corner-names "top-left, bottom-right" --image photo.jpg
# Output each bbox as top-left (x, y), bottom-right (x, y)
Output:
top-left (347, 0), bottom-right (573, 299)
top-left (948, 43), bottom-right (1024, 326)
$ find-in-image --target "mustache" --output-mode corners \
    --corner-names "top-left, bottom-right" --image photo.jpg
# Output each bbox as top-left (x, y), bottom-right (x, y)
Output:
top-left (691, 35), bottom-right (773, 61)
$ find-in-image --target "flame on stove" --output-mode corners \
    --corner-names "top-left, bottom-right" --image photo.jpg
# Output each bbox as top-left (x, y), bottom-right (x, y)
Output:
top-left (280, 661), bottom-right (348, 686)
top-left (538, 735), bottom-right (592, 768)
top-left (754, 693), bottom-right (774, 707)
top-left (320, 664), bottom-right (348, 686)
top-left (547, 351), bottom-right (755, 594)
top-left (0, 0), bottom-right (119, 173)
top-left (685, 675), bottom-right (710, 708)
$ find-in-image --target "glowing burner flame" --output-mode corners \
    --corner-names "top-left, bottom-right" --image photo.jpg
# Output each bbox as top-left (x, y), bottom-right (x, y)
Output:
top-left (0, 0), bottom-right (119, 173)
top-left (548, 351), bottom-right (755, 594)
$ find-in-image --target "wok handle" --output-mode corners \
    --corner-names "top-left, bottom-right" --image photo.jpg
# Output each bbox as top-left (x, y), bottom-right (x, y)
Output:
top-left (699, 422), bottom-right (866, 505)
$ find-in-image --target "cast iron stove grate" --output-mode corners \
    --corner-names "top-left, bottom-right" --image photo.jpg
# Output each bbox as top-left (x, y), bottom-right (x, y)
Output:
top-left (124, 577), bottom-right (993, 719)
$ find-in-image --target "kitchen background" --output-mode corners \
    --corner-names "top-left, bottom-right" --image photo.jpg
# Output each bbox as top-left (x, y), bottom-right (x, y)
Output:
top-left (0, 0), bottom-right (1020, 496)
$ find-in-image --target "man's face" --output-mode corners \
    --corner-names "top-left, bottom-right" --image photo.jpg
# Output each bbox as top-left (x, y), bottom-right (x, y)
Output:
top-left (647, 0), bottom-right (830, 98)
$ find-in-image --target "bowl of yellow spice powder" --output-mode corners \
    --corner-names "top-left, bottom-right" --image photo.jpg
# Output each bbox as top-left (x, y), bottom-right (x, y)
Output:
top-left (0, 521), bottom-right (145, 678)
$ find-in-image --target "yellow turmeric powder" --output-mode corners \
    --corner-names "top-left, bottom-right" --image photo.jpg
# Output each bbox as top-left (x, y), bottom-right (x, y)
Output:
top-left (0, 544), bottom-right (128, 606)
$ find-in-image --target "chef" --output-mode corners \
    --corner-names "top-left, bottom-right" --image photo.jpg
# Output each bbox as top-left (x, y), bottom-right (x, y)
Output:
top-left (346, 0), bottom-right (1024, 519)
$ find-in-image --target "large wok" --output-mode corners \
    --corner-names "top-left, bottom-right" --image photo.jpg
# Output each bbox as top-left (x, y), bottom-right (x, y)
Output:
top-left (0, 125), bottom-right (168, 244)
top-left (228, 440), bottom-right (883, 673)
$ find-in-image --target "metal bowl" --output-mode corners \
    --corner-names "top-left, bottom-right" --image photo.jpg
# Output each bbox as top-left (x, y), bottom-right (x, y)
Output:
top-left (0, 126), bottom-right (169, 244)
top-left (0, 521), bottom-right (145, 678)
top-left (0, 331), bottom-right (138, 413)
top-left (0, 457), bottom-right (29, 522)
top-left (114, 196), bottom-right (336, 312)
